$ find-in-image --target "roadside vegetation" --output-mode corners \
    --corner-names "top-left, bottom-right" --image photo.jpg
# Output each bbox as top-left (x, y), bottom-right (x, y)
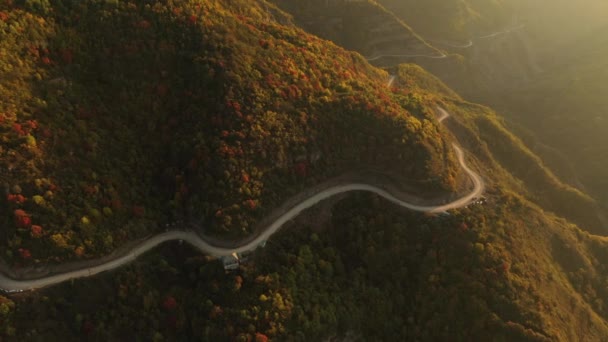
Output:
top-left (7, 191), bottom-right (608, 341)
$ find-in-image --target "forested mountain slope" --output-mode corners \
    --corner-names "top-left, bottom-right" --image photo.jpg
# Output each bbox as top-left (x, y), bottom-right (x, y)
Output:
top-left (0, 1), bottom-right (456, 263)
top-left (1, 0), bottom-right (608, 341)
top-left (376, 0), bottom-right (608, 53)
top-left (6, 56), bottom-right (608, 342)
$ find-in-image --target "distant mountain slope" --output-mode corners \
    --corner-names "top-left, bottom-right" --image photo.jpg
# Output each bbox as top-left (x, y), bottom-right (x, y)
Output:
top-left (440, 99), bottom-right (604, 234)
top-left (377, 0), bottom-right (513, 41)
top-left (515, 0), bottom-right (608, 51)
top-left (371, 0), bottom-right (608, 213)
top-left (376, 0), bottom-right (608, 52)
top-left (269, 0), bottom-right (442, 58)
top-left (382, 66), bottom-right (605, 235)
top-left (496, 25), bottom-right (608, 208)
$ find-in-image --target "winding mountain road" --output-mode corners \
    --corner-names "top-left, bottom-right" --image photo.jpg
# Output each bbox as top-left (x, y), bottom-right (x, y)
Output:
top-left (387, 75), bottom-right (396, 87)
top-left (369, 23), bottom-right (526, 61)
top-left (434, 24), bottom-right (526, 48)
top-left (437, 106), bottom-right (450, 123)
top-left (0, 78), bottom-right (484, 293)
top-left (477, 24), bottom-right (525, 40)
top-left (366, 52), bottom-right (447, 62)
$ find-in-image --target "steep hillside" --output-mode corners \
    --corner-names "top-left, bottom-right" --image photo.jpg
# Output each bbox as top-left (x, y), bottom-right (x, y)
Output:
top-left (269, 0), bottom-right (442, 59)
top-left (0, 0), bottom-right (457, 264)
top-left (369, 0), bottom-right (608, 210)
top-left (442, 100), bottom-right (605, 234)
top-left (391, 63), bottom-right (604, 234)
top-left (495, 26), bottom-right (608, 208)
top-left (363, 0), bottom-right (608, 103)
top-left (267, 0), bottom-right (473, 95)
top-left (267, 0), bottom-right (540, 104)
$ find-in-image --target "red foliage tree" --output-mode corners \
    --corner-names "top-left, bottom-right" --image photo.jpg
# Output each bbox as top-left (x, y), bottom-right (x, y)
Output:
top-left (7, 194), bottom-right (25, 204)
top-left (14, 209), bottom-right (31, 228)
top-left (163, 296), bottom-right (177, 311)
top-left (209, 305), bottom-right (223, 319)
top-left (31, 225), bottom-right (43, 238)
top-left (259, 39), bottom-right (270, 49)
top-left (18, 248), bottom-right (31, 259)
top-left (12, 123), bottom-right (26, 135)
top-left (111, 198), bottom-right (122, 210)
top-left (245, 199), bottom-right (256, 210)
top-left (294, 161), bottom-right (308, 177)
top-left (26, 119), bottom-right (38, 130)
top-left (83, 185), bottom-right (97, 195)
top-left (136, 20), bottom-right (151, 29)
top-left (255, 333), bottom-right (269, 342)
top-left (132, 205), bottom-right (145, 217)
